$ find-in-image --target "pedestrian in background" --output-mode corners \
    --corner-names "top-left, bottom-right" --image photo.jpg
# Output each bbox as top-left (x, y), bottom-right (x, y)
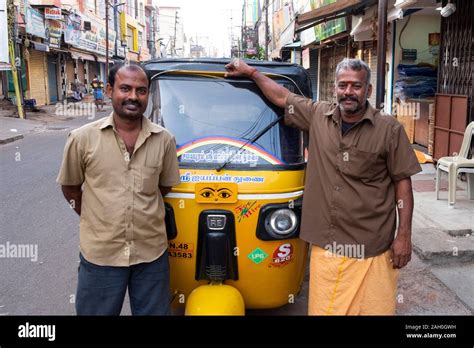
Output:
top-left (91, 75), bottom-right (104, 111)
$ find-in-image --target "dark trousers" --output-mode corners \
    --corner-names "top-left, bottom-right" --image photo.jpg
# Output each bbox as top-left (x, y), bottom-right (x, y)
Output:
top-left (76, 252), bottom-right (170, 315)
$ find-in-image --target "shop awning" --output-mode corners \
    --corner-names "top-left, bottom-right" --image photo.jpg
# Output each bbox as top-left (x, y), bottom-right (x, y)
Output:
top-left (281, 41), bottom-right (302, 50)
top-left (70, 50), bottom-right (96, 62)
top-left (350, 5), bottom-right (423, 41)
top-left (295, 0), bottom-right (376, 33)
top-left (32, 42), bottom-right (50, 52)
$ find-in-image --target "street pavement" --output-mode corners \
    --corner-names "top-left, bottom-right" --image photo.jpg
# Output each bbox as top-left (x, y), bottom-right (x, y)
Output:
top-left (0, 103), bottom-right (472, 315)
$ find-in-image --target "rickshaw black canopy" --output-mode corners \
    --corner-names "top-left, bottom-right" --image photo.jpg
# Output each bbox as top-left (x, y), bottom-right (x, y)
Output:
top-left (142, 58), bottom-right (313, 99)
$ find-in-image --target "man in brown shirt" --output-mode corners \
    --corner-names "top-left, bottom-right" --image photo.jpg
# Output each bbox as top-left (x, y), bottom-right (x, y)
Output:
top-left (225, 58), bottom-right (421, 315)
top-left (57, 62), bottom-right (180, 315)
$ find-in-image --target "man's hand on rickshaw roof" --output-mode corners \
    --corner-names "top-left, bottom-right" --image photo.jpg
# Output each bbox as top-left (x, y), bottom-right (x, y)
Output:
top-left (224, 59), bottom-right (256, 78)
top-left (225, 59), bottom-right (290, 109)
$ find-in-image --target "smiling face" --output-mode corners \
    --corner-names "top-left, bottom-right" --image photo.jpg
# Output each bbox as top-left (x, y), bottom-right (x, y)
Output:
top-left (107, 66), bottom-right (149, 121)
top-left (335, 68), bottom-right (372, 117)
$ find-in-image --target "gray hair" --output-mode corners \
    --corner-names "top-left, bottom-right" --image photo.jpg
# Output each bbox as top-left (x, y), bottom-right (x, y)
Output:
top-left (335, 58), bottom-right (371, 85)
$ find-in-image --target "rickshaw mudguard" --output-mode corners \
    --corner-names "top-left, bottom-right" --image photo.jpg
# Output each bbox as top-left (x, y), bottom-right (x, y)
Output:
top-left (185, 283), bottom-right (245, 316)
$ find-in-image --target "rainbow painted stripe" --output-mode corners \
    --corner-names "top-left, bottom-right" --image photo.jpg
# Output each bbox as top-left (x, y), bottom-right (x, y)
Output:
top-left (176, 137), bottom-right (284, 165)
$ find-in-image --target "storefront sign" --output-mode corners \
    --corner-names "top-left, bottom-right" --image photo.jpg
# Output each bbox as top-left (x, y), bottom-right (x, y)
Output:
top-left (97, 25), bottom-right (116, 57)
top-left (26, 7), bottom-right (46, 39)
top-left (44, 7), bottom-right (62, 20)
top-left (312, 0), bottom-right (347, 43)
top-left (66, 13), bottom-right (116, 56)
top-left (46, 19), bottom-right (62, 49)
top-left (78, 14), bottom-right (99, 52)
top-left (64, 13), bottom-right (81, 46)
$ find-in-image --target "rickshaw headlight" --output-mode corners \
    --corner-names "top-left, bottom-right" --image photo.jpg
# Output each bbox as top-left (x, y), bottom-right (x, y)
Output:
top-left (266, 209), bottom-right (297, 236)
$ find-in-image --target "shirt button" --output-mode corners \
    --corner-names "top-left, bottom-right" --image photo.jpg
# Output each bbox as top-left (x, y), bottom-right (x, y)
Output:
top-left (127, 206), bottom-right (131, 210)
top-left (334, 186), bottom-right (340, 191)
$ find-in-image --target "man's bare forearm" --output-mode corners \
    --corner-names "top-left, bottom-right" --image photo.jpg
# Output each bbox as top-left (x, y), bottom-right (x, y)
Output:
top-left (61, 185), bottom-right (82, 215)
top-left (224, 60), bottom-right (290, 108)
top-left (390, 177), bottom-right (414, 268)
top-left (395, 177), bottom-right (414, 236)
top-left (250, 71), bottom-right (290, 108)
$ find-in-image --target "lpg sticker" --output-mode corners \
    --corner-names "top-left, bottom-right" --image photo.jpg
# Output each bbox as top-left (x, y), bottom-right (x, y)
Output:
top-left (248, 247), bottom-right (268, 265)
top-left (168, 241), bottom-right (194, 259)
top-left (268, 243), bottom-right (294, 268)
top-left (235, 201), bottom-right (261, 223)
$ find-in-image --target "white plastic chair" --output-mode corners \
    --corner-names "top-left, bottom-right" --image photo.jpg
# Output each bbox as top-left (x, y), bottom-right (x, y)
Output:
top-left (435, 121), bottom-right (474, 206)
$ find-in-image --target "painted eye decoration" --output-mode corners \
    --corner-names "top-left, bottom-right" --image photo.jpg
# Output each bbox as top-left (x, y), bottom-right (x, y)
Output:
top-left (217, 188), bottom-right (232, 199)
top-left (199, 187), bottom-right (215, 198)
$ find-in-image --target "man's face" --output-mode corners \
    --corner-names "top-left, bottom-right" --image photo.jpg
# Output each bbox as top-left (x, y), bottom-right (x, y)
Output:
top-left (107, 67), bottom-right (149, 121)
top-left (335, 68), bottom-right (372, 115)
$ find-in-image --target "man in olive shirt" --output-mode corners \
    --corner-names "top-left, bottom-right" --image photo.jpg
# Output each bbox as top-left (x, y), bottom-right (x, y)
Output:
top-left (225, 58), bottom-right (421, 315)
top-left (57, 63), bottom-right (181, 315)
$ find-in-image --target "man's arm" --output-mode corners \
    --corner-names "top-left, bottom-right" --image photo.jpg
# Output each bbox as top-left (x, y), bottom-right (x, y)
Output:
top-left (225, 59), bottom-right (289, 108)
top-left (159, 186), bottom-right (172, 197)
top-left (390, 177), bottom-right (414, 269)
top-left (61, 185), bottom-right (82, 216)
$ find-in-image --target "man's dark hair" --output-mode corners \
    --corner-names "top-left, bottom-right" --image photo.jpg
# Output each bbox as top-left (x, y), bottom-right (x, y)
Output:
top-left (108, 62), bottom-right (150, 87)
top-left (335, 58), bottom-right (371, 86)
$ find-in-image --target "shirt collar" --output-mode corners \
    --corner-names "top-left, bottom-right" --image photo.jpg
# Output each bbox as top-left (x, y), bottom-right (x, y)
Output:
top-left (324, 101), bottom-right (376, 125)
top-left (100, 112), bottom-right (163, 134)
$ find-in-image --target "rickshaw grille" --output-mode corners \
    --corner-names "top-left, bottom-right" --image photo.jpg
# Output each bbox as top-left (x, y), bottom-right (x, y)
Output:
top-left (196, 210), bottom-right (239, 282)
top-left (205, 265), bottom-right (227, 281)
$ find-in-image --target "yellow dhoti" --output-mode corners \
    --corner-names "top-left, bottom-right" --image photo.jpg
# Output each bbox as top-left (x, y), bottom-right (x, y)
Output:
top-left (308, 245), bottom-right (399, 315)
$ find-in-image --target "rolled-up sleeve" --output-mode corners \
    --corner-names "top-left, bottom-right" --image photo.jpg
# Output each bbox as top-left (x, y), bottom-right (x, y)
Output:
top-left (386, 124), bottom-right (422, 181)
top-left (284, 92), bottom-right (319, 132)
top-left (159, 136), bottom-right (181, 187)
top-left (56, 132), bottom-right (85, 185)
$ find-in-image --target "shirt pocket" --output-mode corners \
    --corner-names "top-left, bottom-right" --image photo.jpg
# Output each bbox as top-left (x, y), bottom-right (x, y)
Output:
top-left (342, 146), bottom-right (378, 180)
top-left (140, 165), bottom-right (161, 195)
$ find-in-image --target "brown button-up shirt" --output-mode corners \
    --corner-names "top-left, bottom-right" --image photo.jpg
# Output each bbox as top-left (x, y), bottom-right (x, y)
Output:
top-left (57, 113), bottom-right (181, 266)
top-left (285, 93), bottom-right (421, 258)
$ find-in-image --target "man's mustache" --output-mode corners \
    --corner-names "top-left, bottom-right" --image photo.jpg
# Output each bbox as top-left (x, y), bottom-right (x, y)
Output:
top-left (122, 100), bottom-right (141, 107)
top-left (339, 96), bottom-right (359, 103)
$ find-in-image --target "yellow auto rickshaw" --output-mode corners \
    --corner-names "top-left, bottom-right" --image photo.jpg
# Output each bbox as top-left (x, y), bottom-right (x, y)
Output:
top-left (143, 58), bottom-right (312, 315)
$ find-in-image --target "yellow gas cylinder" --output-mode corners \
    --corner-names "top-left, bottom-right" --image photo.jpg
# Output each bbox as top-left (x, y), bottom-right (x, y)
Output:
top-left (185, 283), bottom-right (245, 316)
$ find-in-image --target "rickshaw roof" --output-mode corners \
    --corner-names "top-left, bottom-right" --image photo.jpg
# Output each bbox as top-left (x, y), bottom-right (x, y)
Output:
top-left (142, 58), bottom-right (312, 98)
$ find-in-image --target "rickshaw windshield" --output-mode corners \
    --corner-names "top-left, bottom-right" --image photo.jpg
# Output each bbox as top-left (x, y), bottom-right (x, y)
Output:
top-left (153, 76), bottom-right (304, 168)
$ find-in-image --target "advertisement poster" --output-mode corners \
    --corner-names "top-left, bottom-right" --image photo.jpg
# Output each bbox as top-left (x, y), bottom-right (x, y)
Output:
top-left (64, 12), bottom-right (81, 46)
top-left (25, 6), bottom-right (46, 39)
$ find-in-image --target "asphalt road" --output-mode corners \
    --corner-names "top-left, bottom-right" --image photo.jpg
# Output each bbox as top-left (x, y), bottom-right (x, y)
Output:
top-left (0, 115), bottom-right (98, 315)
top-left (0, 112), bottom-right (471, 316)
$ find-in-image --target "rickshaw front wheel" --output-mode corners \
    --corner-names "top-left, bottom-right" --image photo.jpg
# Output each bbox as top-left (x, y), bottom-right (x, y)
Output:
top-left (185, 283), bottom-right (245, 316)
